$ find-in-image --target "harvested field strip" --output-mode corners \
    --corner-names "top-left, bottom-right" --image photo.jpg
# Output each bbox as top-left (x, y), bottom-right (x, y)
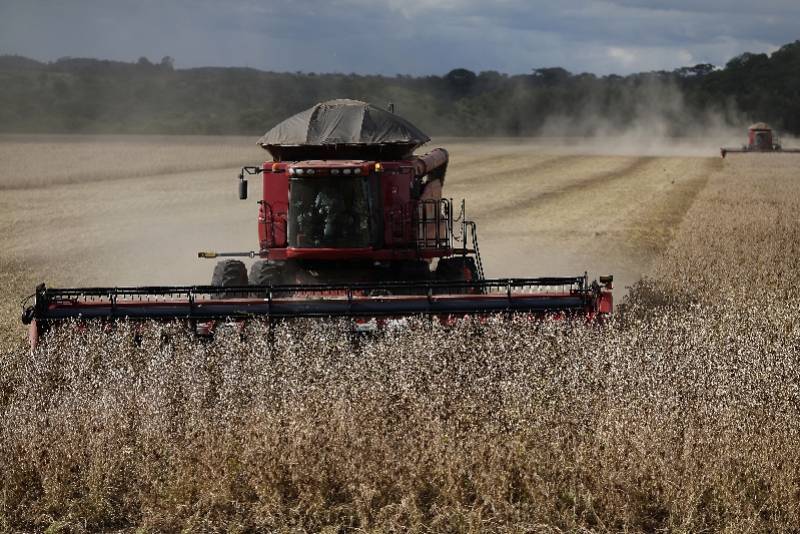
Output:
top-left (477, 156), bottom-right (655, 218)
top-left (0, 140), bottom-right (722, 344)
top-left (447, 155), bottom-right (581, 187)
top-left (0, 160), bottom-right (256, 190)
top-left (619, 157), bottom-right (720, 254)
top-left (473, 156), bottom-right (718, 293)
top-left (0, 161), bottom-right (252, 191)
top-left (0, 136), bottom-right (261, 189)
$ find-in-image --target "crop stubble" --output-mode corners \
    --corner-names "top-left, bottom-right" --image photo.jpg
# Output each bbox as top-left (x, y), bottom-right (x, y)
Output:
top-left (1, 138), bottom-right (798, 531)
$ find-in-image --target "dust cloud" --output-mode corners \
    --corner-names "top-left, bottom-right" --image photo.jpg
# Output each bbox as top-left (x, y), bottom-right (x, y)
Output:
top-left (1, 132), bottom-right (724, 307)
top-left (487, 74), bottom-right (749, 157)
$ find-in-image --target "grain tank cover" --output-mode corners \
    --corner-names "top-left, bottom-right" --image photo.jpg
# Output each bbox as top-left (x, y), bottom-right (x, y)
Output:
top-left (258, 99), bottom-right (430, 160)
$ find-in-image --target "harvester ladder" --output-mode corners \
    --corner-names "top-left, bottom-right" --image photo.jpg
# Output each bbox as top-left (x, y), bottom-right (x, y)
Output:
top-left (454, 199), bottom-right (485, 280)
top-left (465, 220), bottom-right (485, 280)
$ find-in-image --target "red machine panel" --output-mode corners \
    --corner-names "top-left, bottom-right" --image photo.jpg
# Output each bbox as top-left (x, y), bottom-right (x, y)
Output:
top-left (259, 163), bottom-right (288, 249)
top-left (748, 128), bottom-right (772, 149)
top-left (255, 157), bottom-right (452, 260)
top-left (381, 163), bottom-right (413, 247)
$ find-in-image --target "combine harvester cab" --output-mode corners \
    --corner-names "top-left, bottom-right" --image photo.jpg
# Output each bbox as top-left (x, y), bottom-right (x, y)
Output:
top-left (22, 100), bottom-right (613, 349)
top-left (721, 123), bottom-right (800, 157)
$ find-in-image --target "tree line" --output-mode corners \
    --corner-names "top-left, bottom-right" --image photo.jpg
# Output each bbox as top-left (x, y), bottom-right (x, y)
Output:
top-left (1, 40), bottom-right (799, 136)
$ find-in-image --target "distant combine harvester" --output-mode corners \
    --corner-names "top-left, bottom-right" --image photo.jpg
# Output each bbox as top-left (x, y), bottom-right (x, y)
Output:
top-left (721, 123), bottom-right (800, 158)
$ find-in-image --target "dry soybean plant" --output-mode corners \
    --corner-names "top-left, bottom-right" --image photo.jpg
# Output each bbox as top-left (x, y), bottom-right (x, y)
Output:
top-left (2, 155), bottom-right (800, 532)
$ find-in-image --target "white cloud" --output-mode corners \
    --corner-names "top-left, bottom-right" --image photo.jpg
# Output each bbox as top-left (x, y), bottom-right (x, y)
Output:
top-left (605, 45), bottom-right (694, 72)
top-left (607, 47), bottom-right (638, 69)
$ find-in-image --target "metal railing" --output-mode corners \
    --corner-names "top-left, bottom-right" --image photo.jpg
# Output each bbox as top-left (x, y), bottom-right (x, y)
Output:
top-left (413, 198), bottom-right (453, 250)
top-left (449, 200), bottom-right (485, 279)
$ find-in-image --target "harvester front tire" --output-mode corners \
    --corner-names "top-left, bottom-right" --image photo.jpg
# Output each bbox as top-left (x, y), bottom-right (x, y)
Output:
top-left (435, 257), bottom-right (479, 294)
top-left (211, 259), bottom-right (248, 298)
top-left (395, 261), bottom-right (432, 281)
top-left (249, 260), bottom-right (285, 286)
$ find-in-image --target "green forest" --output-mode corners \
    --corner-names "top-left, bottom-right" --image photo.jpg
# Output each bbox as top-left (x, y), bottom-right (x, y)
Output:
top-left (1, 40), bottom-right (799, 136)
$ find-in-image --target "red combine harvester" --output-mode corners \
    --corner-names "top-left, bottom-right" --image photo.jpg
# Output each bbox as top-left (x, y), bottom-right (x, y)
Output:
top-left (721, 123), bottom-right (800, 157)
top-left (22, 100), bottom-right (612, 348)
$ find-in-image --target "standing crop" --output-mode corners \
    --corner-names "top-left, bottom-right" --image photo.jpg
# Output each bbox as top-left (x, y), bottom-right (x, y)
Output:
top-left (2, 155), bottom-right (799, 532)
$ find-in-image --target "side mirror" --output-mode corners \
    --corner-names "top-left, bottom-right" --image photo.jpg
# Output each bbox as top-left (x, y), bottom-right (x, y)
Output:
top-left (237, 166), bottom-right (263, 200)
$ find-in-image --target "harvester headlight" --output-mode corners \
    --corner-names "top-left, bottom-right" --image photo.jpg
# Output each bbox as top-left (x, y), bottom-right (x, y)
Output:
top-left (343, 168), bottom-right (352, 175)
top-left (331, 169), bottom-right (340, 175)
top-left (374, 162), bottom-right (383, 172)
top-left (354, 168), bottom-right (362, 175)
top-left (295, 168), bottom-right (304, 175)
top-left (306, 168), bottom-right (315, 176)
top-left (288, 168), bottom-right (295, 175)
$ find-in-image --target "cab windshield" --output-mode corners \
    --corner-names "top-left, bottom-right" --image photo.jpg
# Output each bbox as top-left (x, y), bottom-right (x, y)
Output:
top-left (288, 175), bottom-right (372, 248)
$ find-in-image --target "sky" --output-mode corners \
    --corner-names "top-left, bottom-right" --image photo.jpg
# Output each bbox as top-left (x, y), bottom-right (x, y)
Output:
top-left (0, 0), bottom-right (797, 76)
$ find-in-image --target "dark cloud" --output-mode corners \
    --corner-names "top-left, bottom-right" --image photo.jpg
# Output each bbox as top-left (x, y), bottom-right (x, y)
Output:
top-left (0, 0), bottom-right (796, 74)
